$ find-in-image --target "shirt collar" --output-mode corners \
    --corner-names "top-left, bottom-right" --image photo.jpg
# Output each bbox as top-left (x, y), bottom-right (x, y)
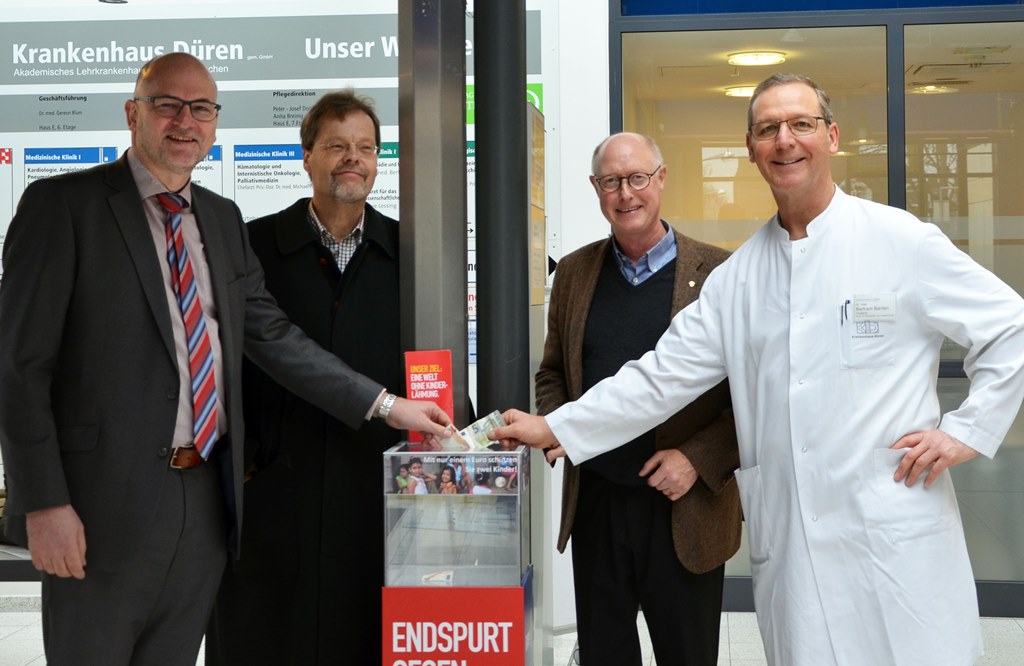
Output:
top-left (611, 220), bottom-right (677, 273)
top-left (307, 201), bottom-right (365, 245)
top-left (126, 149), bottom-right (193, 205)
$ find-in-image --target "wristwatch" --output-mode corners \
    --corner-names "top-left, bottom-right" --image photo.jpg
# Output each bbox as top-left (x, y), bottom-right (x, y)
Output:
top-left (376, 392), bottom-right (397, 421)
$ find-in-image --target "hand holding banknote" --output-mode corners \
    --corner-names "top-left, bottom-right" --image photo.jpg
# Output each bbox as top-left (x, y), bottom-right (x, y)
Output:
top-left (437, 410), bottom-right (509, 452)
top-left (487, 409), bottom-right (563, 465)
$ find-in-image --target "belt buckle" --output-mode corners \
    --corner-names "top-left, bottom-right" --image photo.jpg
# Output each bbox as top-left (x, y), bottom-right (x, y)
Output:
top-left (169, 443), bottom-right (202, 470)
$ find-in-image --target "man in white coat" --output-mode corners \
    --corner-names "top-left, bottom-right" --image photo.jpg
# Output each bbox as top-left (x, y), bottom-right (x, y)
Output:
top-left (491, 73), bottom-right (1024, 666)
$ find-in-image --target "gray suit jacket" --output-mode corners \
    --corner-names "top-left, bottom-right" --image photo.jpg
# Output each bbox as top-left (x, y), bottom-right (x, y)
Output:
top-left (536, 228), bottom-right (742, 574)
top-left (0, 155), bottom-right (381, 569)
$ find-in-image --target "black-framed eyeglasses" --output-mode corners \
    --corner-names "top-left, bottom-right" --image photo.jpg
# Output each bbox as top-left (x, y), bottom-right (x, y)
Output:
top-left (749, 116), bottom-right (826, 142)
top-left (314, 142), bottom-right (381, 158)
top-left (594, 164), bottom-right (663, 193)
top-left (133, 95), bottom-right (221, 122)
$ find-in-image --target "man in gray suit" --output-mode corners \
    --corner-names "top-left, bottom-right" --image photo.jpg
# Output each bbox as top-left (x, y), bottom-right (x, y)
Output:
top-left (0, 53), bottom-right (450, 666)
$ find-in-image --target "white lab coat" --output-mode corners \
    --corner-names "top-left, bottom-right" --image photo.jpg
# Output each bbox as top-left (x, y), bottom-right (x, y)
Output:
top-left (549, 187), bottom-right (1024, 666)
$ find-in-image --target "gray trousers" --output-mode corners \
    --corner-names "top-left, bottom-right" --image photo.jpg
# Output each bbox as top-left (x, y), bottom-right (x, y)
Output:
top-left (41, 462), bottom-right (227, 666)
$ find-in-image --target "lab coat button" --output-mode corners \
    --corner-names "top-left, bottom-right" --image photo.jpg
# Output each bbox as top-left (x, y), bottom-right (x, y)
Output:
top-left (798, 379), bottom-right (805, 385)
top-left (799, 313), bottom-right (806, 320)
top-left (811, 515), bottom-right (818, 522)
top-left (801, 446), bottom-right (808, 453)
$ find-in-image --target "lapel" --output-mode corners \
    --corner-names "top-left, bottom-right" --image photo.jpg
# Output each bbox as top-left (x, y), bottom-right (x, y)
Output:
top-left (273, 198), bottom-right (318, 256)
top-left (361, 204), bottom-right (399, 261)
top-left (565, 238), bottom-right (612, 400)
top-left (191, 186), bottom-right (236, 368)
top-left (670, 227), bottom-right (705, 315)
top-left (105, 156), bottom-right (176, 363)
top-left (563, 228), bottom-right (707, 398)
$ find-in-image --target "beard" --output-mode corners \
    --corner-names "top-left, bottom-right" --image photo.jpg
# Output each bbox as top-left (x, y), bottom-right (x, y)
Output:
top-left (329, 172), bottom-right (370, 204)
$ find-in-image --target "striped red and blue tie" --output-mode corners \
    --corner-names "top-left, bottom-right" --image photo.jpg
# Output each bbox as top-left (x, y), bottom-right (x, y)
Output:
top-left (157, 192), bottom-right (219, 459)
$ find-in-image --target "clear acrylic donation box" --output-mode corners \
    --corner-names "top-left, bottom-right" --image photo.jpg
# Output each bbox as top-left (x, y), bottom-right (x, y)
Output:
top-left (381, 443), bottom-right (533, 666)
top-left (383, 443), bottom-right (529, 586)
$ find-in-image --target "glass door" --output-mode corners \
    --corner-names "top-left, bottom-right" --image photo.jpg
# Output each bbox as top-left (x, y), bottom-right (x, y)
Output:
top-left (618, 17), bottom-right (1024, 612)
top-left (621, 26), bottom-right (888, 252)
top-left (905, 21), bottom-right (1024, 589)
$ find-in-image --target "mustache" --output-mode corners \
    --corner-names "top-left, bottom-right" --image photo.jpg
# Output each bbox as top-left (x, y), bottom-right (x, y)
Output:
top-left (331, 167), bottom-right (367, 178)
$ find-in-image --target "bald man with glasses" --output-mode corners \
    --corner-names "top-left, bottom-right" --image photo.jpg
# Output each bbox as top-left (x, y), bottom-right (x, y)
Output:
top-left (536, 131), bottom-right (741, 666)
top-left (0, 55), bottom-right (450, 666)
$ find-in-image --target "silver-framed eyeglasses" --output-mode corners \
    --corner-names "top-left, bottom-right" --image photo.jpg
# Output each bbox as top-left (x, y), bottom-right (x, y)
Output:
top-left (594, 164), bottom-right (663, 193)
top-left (315, 142), bottom-right (381, 158)
top-left (133, 95), bottom-right (221, 122)
top-left (749, 115), bottom-right (826, 141)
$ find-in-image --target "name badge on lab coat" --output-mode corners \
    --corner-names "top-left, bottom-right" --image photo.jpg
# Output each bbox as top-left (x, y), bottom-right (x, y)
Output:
top-left (853, 293), bottom-right (896, 322)
top-left (840, 293), bottom-right (896, 368)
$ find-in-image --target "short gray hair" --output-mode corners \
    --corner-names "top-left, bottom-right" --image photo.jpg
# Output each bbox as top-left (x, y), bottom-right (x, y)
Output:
top-left (747, 73), bottom-right (833, 129)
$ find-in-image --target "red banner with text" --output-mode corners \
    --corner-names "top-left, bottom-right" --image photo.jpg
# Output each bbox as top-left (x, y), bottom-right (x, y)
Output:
top-left (382, 586), bottom-right (525, 666)
top-left (405, 349), bottom-right (454, 444)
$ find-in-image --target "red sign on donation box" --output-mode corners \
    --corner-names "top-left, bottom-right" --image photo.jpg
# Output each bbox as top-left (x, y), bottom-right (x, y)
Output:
top-left (382, 586), bottom-right (525, 666)
top-left (405, 350), bottom-right (454, 444)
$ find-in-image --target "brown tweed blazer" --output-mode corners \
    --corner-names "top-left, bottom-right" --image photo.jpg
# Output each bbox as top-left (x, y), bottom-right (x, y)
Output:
top-left (536, 227), bottom-right (742, 574)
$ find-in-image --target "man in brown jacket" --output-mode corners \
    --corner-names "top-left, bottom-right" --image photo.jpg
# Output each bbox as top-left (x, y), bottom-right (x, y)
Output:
top-left (536, 132), bottom-right (741, 665)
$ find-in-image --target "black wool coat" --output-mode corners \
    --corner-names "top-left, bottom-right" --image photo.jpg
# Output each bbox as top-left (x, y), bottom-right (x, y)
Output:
top-left (206, 199), bottom-right (404, 666)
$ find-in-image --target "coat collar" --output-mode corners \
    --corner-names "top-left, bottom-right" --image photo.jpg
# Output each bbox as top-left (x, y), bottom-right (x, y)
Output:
top-left (273, 198), bottom-right (398, 261)
top-left (562, 226), bottom-right (711, 400)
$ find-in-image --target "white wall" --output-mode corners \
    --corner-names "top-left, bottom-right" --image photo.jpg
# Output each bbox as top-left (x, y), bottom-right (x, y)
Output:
top-left (539, 0), bottom-right (611, 632)
top-left (543, 0), bottom-right (612, 265)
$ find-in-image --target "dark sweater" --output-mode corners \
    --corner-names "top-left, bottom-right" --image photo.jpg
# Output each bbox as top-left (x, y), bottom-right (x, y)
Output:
top-left (580, 250), bottom-right (675, 485)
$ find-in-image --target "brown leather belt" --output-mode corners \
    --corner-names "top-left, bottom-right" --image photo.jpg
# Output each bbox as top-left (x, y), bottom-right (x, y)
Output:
top-left (169, 445), bottom-right (203, 470)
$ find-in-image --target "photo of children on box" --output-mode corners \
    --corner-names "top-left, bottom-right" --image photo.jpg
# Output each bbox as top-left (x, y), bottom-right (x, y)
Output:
top-left (389, 453), bottom-right (520, 495)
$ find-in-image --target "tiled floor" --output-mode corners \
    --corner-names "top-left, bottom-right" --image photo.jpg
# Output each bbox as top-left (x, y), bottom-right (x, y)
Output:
top-left (551, 611), bottom-right (1024, 666)
top-left (0, 603), bottom-right (1022, 665)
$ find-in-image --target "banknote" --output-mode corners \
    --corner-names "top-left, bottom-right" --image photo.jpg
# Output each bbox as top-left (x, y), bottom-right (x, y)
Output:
top-left (437, 409), bottom-right (506, 452)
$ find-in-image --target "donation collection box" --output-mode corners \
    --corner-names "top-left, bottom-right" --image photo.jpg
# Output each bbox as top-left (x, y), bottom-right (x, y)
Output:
top-left (382, 443), bottom-right (532, 666)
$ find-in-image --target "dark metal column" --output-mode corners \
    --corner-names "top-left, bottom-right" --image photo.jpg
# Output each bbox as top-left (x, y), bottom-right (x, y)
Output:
top-left (397, 0), bottom-right (469, 426)
top-left (885, 17), bottom-right (907, 210)
top-left (475, 0), bottom-right (531, 415)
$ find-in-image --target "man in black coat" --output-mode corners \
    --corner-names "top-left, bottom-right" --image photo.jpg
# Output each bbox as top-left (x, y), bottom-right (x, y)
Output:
top-left (206, 90), bottom-right (403, 665)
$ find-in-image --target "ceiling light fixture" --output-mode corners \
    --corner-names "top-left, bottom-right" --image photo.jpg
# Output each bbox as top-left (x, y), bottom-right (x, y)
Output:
top-left (724, 86), bottom-right (756, 97)
top-left (728, 51), bottom-right (786, 67)
top-left (909, 84), bottom-right (957, 94)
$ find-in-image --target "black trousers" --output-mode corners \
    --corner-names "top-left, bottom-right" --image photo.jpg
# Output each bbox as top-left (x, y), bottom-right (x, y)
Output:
top-left (41, 462), bottom-right (227, 666)
top-left (571, 470), bottom-right (725, 666)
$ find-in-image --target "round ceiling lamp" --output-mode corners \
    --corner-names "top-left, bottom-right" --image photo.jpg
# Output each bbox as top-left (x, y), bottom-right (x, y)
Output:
top-left (728, 51), bottom-right (786, 67)
top-left (724, 86), bottom-right (756, 97)
top-left (909, 84), bottom-right (957, 95)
